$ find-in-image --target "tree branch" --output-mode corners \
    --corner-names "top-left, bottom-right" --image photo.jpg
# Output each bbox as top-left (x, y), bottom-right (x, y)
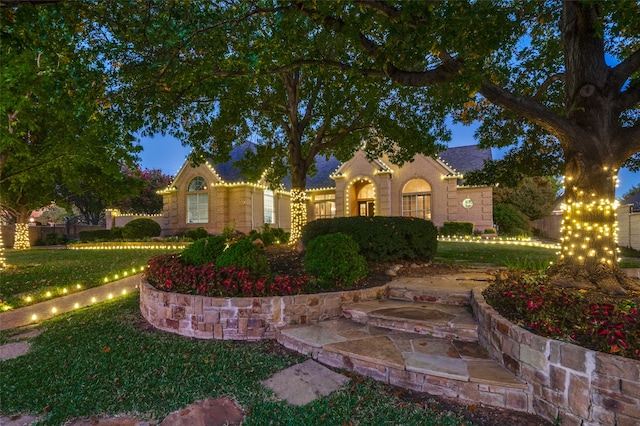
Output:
top-left (610, 47), bottom-right (640, 90)
top-left (479, 81), bottom-right (580, 150)
top-left (534, 73), bottom-right (565, 100)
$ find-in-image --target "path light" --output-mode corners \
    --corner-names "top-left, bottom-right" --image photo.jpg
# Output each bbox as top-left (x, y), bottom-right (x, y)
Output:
top-left (108, 294), bottom-right (113, 299)
top-left (31, 314), bottom-right (37, 321)
top-left (51, 307), bottom-right (57, 314)
top-left (74, 303), bottom-right (79, 309)
top-left (91, 297), bottom-right (96, 303)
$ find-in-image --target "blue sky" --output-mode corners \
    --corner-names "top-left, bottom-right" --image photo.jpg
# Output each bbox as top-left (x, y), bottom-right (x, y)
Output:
top-left (137, 124), bottom-right (638, 199)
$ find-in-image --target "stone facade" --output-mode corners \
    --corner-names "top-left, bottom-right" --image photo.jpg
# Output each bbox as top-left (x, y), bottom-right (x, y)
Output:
top-left (156, 142), bottom-right (494, 236)
top-left (472, 287), bottom-right (640, 426)
top-left (139, 280), bottom-right (388, 340)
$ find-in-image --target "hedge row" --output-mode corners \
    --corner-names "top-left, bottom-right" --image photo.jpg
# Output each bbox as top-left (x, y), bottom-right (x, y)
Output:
top-left (301, 216), bottom-right (438, 262)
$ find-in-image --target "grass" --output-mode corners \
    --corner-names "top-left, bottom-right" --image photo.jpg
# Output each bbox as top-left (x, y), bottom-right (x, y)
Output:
top-left (0, 248), bottom-right (168, 309)
top-left (0, 295), bottom-right (469, 426)
top-left (435, 241), bottom-right (557, 269)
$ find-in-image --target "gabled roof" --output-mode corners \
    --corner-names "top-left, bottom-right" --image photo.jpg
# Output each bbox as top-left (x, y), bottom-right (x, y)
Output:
top-left (212, 141), bottom-right (256, 183)
top-left (437, 145), bottom-right (492, 174)
top-left (168, 142), bottom-right (490, 192)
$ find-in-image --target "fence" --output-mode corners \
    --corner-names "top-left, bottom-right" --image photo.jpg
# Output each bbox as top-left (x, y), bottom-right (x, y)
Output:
top-left (532, 204), bottom-right (640, 250)
top-left (1, 224), bottom-right (104, 248)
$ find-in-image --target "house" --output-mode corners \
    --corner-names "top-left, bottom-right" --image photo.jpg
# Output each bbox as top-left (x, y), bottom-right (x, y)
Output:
top-left (154, 142), bottom-right (494, 236)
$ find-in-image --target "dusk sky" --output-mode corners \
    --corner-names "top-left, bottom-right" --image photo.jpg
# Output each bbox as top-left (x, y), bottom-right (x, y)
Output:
top-left (137, 123), bottom-right (638, 200)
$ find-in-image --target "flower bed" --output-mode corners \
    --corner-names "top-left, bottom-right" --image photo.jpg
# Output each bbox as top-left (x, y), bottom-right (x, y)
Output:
top-left (472, 288), bottom-right (640, 425)
top-left (483, 274), bottom-right (639, 360)
top-left (139, 279), bottom-right (388, 340)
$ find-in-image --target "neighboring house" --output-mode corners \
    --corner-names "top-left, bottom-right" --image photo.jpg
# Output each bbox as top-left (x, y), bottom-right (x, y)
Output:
top-left (155, 142), bottom-right (494, 236)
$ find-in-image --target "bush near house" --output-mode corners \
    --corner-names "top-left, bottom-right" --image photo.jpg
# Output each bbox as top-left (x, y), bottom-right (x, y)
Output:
top-left (304, 233), bottom-right (367, 289)
top-left (248, 224), bottom-right (290, 246)
top-left (181, 235), bottom-right (227, 266)
top-left (121, 218), bottom-right (162, 240)
top-left (439, 221), bottom-right (474, 236)
top-left (185, 227), bottom-right (209, 240)
top-left (301, 216), bottom-right (438, 262)
top-left (215, 238), bottom-right (271, 279)
top-left (78, 229), bottom-right (113, 242)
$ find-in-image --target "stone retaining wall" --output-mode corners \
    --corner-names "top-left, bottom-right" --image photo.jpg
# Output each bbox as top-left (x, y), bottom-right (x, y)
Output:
top-left (472, 287), bottom-right (640, 426)
top-left (139, 280), bottom-right (388, 340)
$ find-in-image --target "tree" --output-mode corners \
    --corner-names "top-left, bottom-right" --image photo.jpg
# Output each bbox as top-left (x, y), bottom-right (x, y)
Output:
top-left (114, 168), bottom-right (171, 215)
top-left (88, 1), bottom-right (449, 243)
top-left (490, 177), bottom-right (560, 236)
top-left (0, 2), bottom-right (140, 251)
top-left (290, 0), bottom-right (640, 294)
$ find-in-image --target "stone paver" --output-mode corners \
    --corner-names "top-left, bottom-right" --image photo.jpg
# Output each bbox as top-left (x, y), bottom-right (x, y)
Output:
top-left (0, 341), bottom-right (31, 361)
top-left (262, 359), bottom-right (350, 406)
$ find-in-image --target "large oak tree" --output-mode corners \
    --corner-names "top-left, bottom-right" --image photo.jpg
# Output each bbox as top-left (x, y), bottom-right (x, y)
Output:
top-left (290, 0), bottom-right (640, 294)
top-left (1, 2), bottom-right (140, 251)
top-left (89, 1), bottom-right (450, 242)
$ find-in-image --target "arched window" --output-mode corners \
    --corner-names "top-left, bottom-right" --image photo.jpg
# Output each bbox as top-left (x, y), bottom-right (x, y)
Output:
top-left (187, 177), bottom-right (208, 223)
top-left (402, 179), bottom-right (431, 220)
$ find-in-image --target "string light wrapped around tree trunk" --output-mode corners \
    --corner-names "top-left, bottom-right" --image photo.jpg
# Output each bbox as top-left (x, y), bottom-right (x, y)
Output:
top-left (289, 188), bottom-right (307, 246)
top-left (0, 227), bottom-right (6, 269)
top-left (14, 223), bottom-right (31, 250)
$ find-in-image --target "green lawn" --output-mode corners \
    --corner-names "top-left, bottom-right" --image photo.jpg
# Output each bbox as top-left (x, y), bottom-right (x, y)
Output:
top-left (0, 249), bottom-right (168, 310)
top-left (0, 295), bottom-right (469, 426)
top-left (435, 241), bottom-right (557, 269)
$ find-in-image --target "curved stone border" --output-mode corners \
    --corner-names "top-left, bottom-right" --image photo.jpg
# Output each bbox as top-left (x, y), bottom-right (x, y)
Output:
top-left (471, 287), bottom-right (640, 426)
top-left (139, 280), bottom-right (388, 340)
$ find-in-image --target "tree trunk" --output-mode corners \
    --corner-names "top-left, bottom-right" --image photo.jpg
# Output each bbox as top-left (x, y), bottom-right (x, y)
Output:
top-left (13, 206), bottom-right (31, 250)
top-left (288, 140), bottom-right (308, 246)
top-left (547, 149), bottom-right (639, 294)
top-left (546, 2), bottom-right (640, 294)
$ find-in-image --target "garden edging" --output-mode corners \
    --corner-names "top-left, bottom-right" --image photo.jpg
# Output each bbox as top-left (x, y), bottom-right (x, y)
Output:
top-left (139, 279), bottom-right (388, 340)
top-left (471, 287), bottom-right (640, 426)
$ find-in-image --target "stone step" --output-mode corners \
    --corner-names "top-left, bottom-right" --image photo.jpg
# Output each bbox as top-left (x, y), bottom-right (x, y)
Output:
top-left (276, 318), bottom-right (531, 413)
top-left (341, 299), bottom-right (478, 342)
top-left (387, 271), bottom-right (493, 305)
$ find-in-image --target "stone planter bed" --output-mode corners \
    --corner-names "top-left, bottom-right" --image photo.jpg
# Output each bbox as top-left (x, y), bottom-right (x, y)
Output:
top-left (139, 279), bottom-right (388, 340)
top-left (140, 279), bottom-right (639, 425)
top-left (472, 288), bottom-right (640, 426)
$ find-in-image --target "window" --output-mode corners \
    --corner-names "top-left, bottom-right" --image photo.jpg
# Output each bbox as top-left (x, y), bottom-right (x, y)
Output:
top-left (314, 194), bottom-right (336, 219)
top-left (402, 179), bottom-right (431, 220)
top-left (264, 189), bottom-right (275, 224)
top-left (187, 177), bottom-right (208, 223)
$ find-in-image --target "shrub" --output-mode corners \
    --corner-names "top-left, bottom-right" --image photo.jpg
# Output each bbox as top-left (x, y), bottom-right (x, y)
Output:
top-left (110, 227), bottom-right (124, 239)
top-left (216, 238), bottom-right (271, 279)
top-left (181, 236), bottom-right (227, 266)
top-left (484, 227), bottom-right (497, 234)
top-left (439, 221), bottom-right (474, 236)
top-left (304, 233), bottom-right (367, 289)
top-left (121, 218), bottom-right (161, 240)
top-left (78, 229), bottom-right (113, 242)
top-left (44, 233), bottom-right (58, 245)
top-left (185, 227), bottom-right (209, 240)
top-left (248, 224), bottom-right (289, 246)
top-left (493, 203), bottom-right (532, 236)
top-left (301, 216), bottom-right (437, 262)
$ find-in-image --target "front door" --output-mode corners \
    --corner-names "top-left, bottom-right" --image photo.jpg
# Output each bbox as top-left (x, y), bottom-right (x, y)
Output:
top-left (358, 201), bottom-right (374, 217)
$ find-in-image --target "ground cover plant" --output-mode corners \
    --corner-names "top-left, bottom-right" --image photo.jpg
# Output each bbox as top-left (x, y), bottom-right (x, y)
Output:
top-left (0, 248), bottom-right (167, 310)
top-left (0, 295), bottom-right (474, 426)
top-left (484, 271), bottom-right (639, 360)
